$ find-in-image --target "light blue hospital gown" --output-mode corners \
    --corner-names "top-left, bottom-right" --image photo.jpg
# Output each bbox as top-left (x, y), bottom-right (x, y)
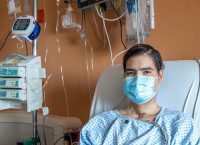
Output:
top-left (80, 108), bottom-right (200, 145)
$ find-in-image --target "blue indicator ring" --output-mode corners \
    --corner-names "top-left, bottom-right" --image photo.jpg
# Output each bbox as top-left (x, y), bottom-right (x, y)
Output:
top-left (28, 21), bottom-right (41, 40)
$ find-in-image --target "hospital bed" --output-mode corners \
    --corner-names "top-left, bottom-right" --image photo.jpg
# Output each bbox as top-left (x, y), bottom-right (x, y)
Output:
top-left (0, 111), bottom-right (82, 145)
top-left (90, 60), bottom-right (200, 124)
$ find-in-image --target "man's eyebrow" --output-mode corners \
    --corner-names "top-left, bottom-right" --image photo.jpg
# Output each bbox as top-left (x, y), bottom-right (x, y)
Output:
top-left (140, 67), bottom-right (154, 70)
top-left (125, 67), bottom-right (154, 72)
top-left (125, 68), bottom-right (136, 72)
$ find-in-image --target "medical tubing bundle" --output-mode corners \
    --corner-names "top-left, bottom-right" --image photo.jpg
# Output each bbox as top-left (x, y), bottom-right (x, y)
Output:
top-left (41, 1), bottom-right (49, 144)
top-left (95, 1), bottom-right (127, 48)
top-left (146, 120), bottom-right (168, 145)
top-left (86, 39), bottom-right (94, 70)
top-left (55, 0), bottom-right (69, 118)
top-left (83, 38), bottom-right (92, 101)
top-left (81, 11), bottom-right (94, 101)
top-left (100, 7), bottom-right (129, 65)
top-left (100, 6), bottom-right (127, 65)
top-left (95, 3), bottom-right (129, 65)
top-left (55, 2), bottom-right (74, 144)
top-left (101, 9), bottom-right (114, 65)
top-left (110, 0), bottom-right (127, 50)
top-left (92, 12), bottom-right (104, 42)
top-left (43, 0), bottom-right (48, 63)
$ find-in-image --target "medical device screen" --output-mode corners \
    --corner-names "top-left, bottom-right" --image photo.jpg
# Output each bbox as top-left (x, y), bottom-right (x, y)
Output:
top-left (0, 80), bottom-right (6, 86)
top-left (0, 90), bottom-right (7, 98)
top-left (14, 19), bottom-right (30, 30)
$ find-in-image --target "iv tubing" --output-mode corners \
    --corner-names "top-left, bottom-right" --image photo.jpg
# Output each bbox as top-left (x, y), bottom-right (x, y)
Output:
top-left (101, 10), bottom-right (114, 65)
top-left (96, 6), bottom-right (126, 22)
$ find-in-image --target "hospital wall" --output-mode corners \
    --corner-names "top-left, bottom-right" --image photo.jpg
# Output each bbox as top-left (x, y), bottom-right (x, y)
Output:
top-left (0, 0), bottom-right (200, 124)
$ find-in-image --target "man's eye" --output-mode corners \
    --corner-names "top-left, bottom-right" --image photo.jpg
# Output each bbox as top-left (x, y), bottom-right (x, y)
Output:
top-left (128, 72), bottom-right (133, 75)
top-left (126, 71), bottom-right (135, 76)
top-left (143, 71), bottom-right (151, 74)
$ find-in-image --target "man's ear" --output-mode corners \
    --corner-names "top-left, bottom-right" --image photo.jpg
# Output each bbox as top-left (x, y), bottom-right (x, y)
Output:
top-left (158, 70), bottom-right (164, 84)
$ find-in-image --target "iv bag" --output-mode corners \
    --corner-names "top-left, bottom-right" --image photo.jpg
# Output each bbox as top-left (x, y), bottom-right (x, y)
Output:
top-left (7, 0), bottom-right (21, 19)
top-left (125, 0), bottom-right (151, 45)
top-left (61, 5), bottom-right (76, 29)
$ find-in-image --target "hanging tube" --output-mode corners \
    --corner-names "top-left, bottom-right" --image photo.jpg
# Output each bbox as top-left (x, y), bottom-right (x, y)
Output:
top-left (32, 0), bottom-right (38, 56)
top-left (149, 0), bottom-right (155, 29)
top-left (32, 0), bottom-right (38, 143)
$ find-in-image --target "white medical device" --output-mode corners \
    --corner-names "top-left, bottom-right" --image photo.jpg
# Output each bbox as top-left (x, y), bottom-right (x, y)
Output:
top-left (12, 15), bottom-right (41, 42)
top-left (0, 54), bottom-right (46, 112)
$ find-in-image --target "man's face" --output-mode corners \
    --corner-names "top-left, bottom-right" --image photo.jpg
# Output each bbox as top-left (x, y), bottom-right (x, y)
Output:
top-left (124, 54), bottom-right (163, 90)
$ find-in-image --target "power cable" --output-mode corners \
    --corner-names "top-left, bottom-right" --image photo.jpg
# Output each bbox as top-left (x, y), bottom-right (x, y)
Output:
top-left (42, 114), bottom-right (47, 145)
top-left (0, 31), bottom-right (12, 51)
top-left (25, 40), bottom-right (29, 55)
top-left (110, 0), bottom-right (127, 49)
top-left (36, 129), bottom-right (42, 145)
top-left (54, 136), bottom-right (64, 145)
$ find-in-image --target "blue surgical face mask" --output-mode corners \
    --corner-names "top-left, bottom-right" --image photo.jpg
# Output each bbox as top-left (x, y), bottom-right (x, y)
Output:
top-left (123, 74), bottom-right (157, 104)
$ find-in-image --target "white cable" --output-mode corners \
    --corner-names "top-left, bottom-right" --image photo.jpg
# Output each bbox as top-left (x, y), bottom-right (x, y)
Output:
top-left (84, 39), bottom-right (92, 101)
top-left (135, 1), bottom-right (140, 44)
top-left (96, 6), bottom-right (126, 22)
top-left (112, 47), bottom-right (130, 64)
top-left (44, 48), bottom-right (48, 63)
top-left (92, 12), bottom-right (103, 41)
top-left (42, 2), bottom-right (48, 144)
top-left (86, 39), bottom-right (94, 71)
top-left (150, 0), bottom-right (155, 29)
top-left (138, 0), bottom-right (145, 43)
top-left (56, 0), bottom-right (60, 33)
top-left (55, 0), bottom-right (69, 118)
top-left (101, 10), bottom-right (113, 65)
top-left (43, 0), bottom-right (49, 63)
top-left (60, 65), bottom-right (69, 117)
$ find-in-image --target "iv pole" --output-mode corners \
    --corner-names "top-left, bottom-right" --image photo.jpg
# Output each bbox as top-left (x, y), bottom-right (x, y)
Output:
top-left (32, 0), bottom-right (38, 144)
top-left (15, 1), bottom-right (41, 144)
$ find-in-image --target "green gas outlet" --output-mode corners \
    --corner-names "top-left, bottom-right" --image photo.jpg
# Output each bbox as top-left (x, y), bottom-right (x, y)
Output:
top-left (17, 138), bottom-right (40, 145)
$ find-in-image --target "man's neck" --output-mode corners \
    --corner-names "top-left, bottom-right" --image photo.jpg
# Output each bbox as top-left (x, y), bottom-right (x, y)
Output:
top-left (123, 98), bottom-right (161, 120)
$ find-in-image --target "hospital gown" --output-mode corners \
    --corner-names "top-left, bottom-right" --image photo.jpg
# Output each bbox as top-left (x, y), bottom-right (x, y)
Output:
top-left (80, 108), bottom-right (200, 145)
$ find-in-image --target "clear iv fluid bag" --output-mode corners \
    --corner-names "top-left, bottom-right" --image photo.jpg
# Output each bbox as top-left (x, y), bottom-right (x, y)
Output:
top-left (126, 0), bottom-right (152, 44)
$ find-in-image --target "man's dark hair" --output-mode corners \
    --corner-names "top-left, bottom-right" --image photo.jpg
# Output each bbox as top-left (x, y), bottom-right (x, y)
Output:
top-left (123, 44), bottom-right (165, 72)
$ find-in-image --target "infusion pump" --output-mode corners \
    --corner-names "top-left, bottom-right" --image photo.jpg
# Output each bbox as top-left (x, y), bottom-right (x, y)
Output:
top-left (0, 54), bottom-right (46, 112)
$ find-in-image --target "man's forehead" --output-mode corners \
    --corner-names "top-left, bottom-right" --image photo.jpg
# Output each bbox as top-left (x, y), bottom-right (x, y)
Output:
top-left (126, 56), bottom-right (157, 70)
